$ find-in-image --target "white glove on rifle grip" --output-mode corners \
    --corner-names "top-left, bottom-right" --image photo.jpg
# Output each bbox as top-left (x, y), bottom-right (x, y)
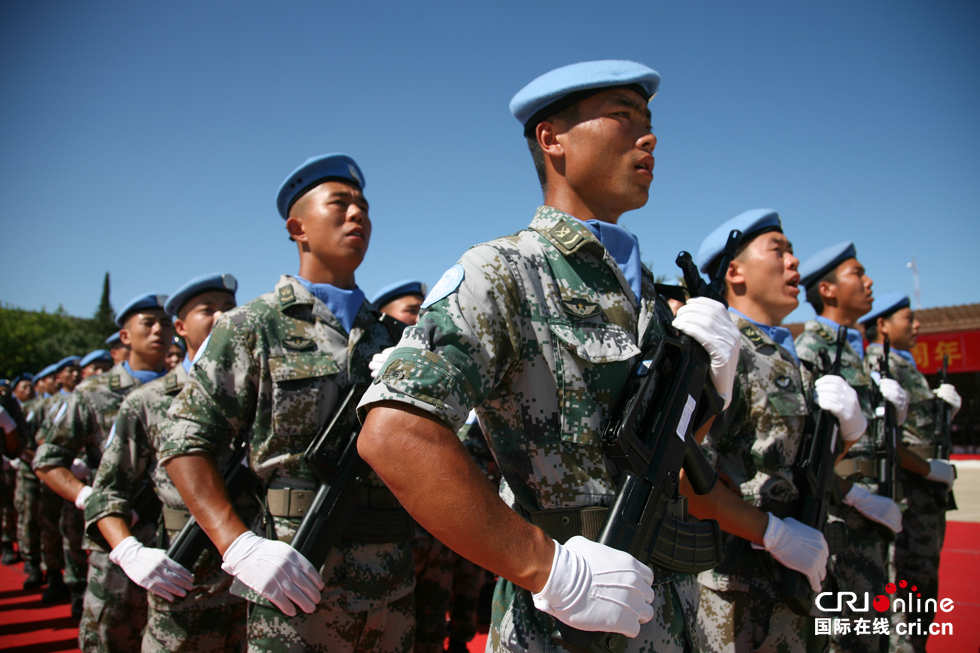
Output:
top-left (842, 484), bottom-right (903, 534)
top-left (369, 347), bottom-right (396, 379)
top-left (109, 536), bottom-right (194, 601)
top-left (814, 375), bottom-right (867, 442)
top-left (754, 514), bottom-right (829, 593)
top-left (671, 298), bottom-right (741, 410)
top-left (74, 485), bottom-right (93, 510)
top-left (926, 459), bottom-right (955, 488)
top-left (70, 457), bottom-right (90, 481)
top-left (935, 384), bottom-right (962, 419)
top-left (878, 378), bottom-right (909, 425)
top-left (221, 531), bottom-right (324, 617)
top-left (532, 537), bottom-right (655, 638)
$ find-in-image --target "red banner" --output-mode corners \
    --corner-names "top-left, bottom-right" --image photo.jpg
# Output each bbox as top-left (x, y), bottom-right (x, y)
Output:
top-left (910, 330), bottom-right (980, 374)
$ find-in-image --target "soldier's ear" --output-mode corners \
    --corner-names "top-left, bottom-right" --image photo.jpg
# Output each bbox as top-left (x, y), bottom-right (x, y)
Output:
top-left (818, 279), bottom-right (837, 302)
top-left (726, 258), bottom-right (746, 285)
top-left (285, 216), bottom-right (307, 243)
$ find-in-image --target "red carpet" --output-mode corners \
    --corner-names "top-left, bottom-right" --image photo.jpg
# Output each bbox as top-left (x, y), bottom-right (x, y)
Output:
top-left (0, 557), bottom-right (79, 652)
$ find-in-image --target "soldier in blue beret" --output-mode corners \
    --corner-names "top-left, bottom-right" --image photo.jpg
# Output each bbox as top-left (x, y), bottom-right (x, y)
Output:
top-left (80, 351), bottom-right (113, 380)
top-left (105, 331), bottom-right (130, 365)
top-left (358, 60), bottom-right (744, 653)
top-left (34, 365), bottom-right (59, 398)
top-left (371, 280), bottom-right (426, 326)
top-left (12, 373), bottom-right (35, 404)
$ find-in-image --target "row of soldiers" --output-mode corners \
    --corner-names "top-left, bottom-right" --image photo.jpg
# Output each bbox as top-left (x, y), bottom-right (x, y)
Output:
top-left (0, 58), bottom-right (964, 653)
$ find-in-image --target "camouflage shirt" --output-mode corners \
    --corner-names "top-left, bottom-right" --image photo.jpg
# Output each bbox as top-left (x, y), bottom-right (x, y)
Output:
top-left (359, 207), bottom-right (701, 648)
top-left (157, 275), bottom-right (413, 613)
top-left (865, 345), bottom-right (935, 449)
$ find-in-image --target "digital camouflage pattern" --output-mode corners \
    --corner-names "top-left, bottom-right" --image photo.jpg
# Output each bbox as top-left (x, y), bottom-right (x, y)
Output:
top-left (697, 317), bottom-right (815, 651)
top-left (865, 345), bottom-right (944, 653)
top-left (33, 362), bottom-right (150, 652)
top-left (84, 362), bottom-right (247, 651)
top-left (158, 275), bottom-right (414, 650)
top-left (412, 528), bottom-right (454, 653)
top-left (796, 321), bottom-right (888, 653)
top-left (1, 463), bottom-right (16, 550)
top-left (359, 207), bottom-right (700, 652)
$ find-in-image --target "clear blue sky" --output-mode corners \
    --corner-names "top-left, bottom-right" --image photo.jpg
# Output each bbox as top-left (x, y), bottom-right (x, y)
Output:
top-left (2, 1), bottom-right (978, 328)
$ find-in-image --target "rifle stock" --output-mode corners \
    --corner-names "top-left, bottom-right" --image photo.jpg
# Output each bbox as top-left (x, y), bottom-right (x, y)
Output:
top-left (935, 355), bottom-right (957, 510)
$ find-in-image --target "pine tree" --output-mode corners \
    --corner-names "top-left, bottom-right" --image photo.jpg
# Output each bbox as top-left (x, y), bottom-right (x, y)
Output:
top-left (93, 272), bottom-right (116, 335)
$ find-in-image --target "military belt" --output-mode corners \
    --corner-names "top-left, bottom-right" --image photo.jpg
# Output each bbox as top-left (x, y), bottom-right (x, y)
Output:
top-left (835, 458), bottom-right (878, 479)
top-left (162, 506), bottom-right (192, 532)
top-left (522, 505), bottom-right (609, 544)
top-left (267, 484), bottom-right (413, 543)
top-left (267, 488), bottom-right (314, 518)
top-left (908, 445), bottom-right (936, 460)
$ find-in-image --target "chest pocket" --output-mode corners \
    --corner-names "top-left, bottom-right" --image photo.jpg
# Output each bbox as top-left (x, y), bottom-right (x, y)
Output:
top-left (549, 321), bottom-right (639, 445)
top-left (268, 351), bottom-right (340, 437)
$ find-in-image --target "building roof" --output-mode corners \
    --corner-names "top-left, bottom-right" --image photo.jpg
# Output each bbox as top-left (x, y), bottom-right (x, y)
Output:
top-left (784, 302), bottom-right (980, 339)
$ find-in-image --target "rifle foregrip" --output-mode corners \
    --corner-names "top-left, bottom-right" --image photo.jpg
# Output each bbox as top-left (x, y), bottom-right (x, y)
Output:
top-left (649, 514), bottom-right (722, 573)
top-left (290, 484), bottom-right (337, 572)
top-left (683, 438), bottom-right (718, 496)
top-left (167, 516), bottom-right (212, 569)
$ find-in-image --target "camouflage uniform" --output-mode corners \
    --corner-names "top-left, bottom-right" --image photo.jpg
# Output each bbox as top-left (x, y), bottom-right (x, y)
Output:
top-left (865, 345), bottom-right (943, 653)
top-left (84, 362), bottom-right (247, 653)
top-left (795, 321), bottom-right (886, 653)
top-left (696, 316), bottom-right (819, 652)
top-left (2, 457), bottom-right (18, 555)
top-left (18, 395), bottom-right (65, 582)
top-left (157, 275), bottom-right (415, 653)
top-left (34, 363), bottom-right (150, 652)
top-left (360, 206), bottom-right (701, 653)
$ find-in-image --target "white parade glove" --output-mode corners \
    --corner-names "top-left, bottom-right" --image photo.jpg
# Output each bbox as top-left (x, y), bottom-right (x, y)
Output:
top-left (878, 379), bottom-right (909, 425)
top-left (74, 485), bottom-right (93, 510)
top-left (842, 484), bottom-right (902, 534)
top-left (109, 536), bottom-right (194, 601)
top-left (753, 514), bottom-right (828, 593)
top-left (70, 457), bottom-right (90, 481)
top-left (221, 531), bottom-right (324, 617)
top-left (532, 536), bottom-right (654, 637)
top-left (10, 457), bottom-right (23, 470)
top-left (936, 384), bottom-right (962, 419)
top-left (672, 297), bottom-right (741, 410)
top-left (814, 375), bottom-right (867, 442)
top-left (368, 347), bottom-right (396, 379)
top-left (926, 459), bottom-right (956, 488)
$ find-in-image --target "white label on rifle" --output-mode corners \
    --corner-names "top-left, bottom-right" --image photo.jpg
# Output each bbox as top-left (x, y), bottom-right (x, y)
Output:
top-left (831, 425), bottom-right (839, 454)
top-left (677, 394), bottom-right (696, 442)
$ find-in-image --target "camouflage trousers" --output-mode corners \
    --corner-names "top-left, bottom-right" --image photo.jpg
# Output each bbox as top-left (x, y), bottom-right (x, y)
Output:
top-left (61, 501), bottom-right (88, 592)
top-left (489, 568), bottom-right (700, 653)
top-left (142, 598), bottom-right (248, 653)
top-left (696, 585), bottom-right (822, 653)
top-left (78, 549), bottom-right (148, 652)
top-left (449, 551), bottom-right (487, 642)
top-left (15, 468), bottom-right (63, 571)
top-left (828, 503), bottom-right (889, 653)
top-left (2, 465), bottom-right (17, 546)
top-left (246, 591), bottom-right (415, 653)
top-left (413, 528), bottom-right (454, 653)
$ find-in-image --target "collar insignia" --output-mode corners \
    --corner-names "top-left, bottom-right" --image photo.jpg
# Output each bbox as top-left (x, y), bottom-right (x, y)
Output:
top-left (562, 299), bottom-right (601, 318)
top-left (283, 337), bottom-right (316, 351)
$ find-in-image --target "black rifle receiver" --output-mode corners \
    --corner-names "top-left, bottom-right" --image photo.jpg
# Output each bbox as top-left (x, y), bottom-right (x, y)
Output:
top-left (934, 355), bottom-right (957, 510)
top-left (877, 336), bottom-right (899, 509)
top-left (780, 325), bottom-right (847, 616)
top-left (553, 230), bottom-right (741, 653)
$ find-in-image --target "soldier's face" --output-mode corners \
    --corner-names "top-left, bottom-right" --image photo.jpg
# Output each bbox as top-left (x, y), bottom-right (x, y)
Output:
top-left (380, 294), bottom-right (424, 326)
top-left (110, 345), bottom-right (130, 364)
top-left (13, 380), bottom-right (34, 402)
top-left (829, 258), bottom-right (874, 316)
top-left (554, 89), bottom-right (656, 220)
top-left (81, 361), bottom-right (112, 379)
top-left (56, 365), bottom-right (81, 392)
top-left (175, 290), bottom-right (236, 352)
top-left (289, 181), bottom-right (371, 272)
top-left (736, 232), bottom-right (800, 322)
top-left (882, 307), bottom-right (919, 350)
top-left (121, 309), bottom-right (174, 363)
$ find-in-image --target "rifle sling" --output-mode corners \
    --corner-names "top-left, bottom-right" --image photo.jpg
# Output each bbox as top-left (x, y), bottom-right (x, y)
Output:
top-left (907, 445), bottom-right (936, 460)
top-left (834, 458), bottom-right (878, 479)
top-left (522, 505), bottom-right (609, 544)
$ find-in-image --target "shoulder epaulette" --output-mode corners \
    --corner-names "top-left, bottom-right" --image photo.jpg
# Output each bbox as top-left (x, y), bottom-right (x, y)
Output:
top-left (549, 220), bottom-right (586, 254)
top-left (815, 322), bottom-right (836, 345)
top-left (163, 374), bottom-right (181, 395)
top-left (740, 324), bottom-right (766, 349)
top-left (108, 374), bottom-right (121, 391)
top-left (278, 284), bottom-right (297, 309)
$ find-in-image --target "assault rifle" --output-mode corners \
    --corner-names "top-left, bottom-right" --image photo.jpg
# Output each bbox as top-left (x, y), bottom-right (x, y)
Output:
top-left (876, 336), bottom-right (899, 508)
top-left (934, 355), bottom-right (957, 510)
top-left (781, 325), bottom-right (847, 616)
top-left (553, 230), bottom-right (740, 653)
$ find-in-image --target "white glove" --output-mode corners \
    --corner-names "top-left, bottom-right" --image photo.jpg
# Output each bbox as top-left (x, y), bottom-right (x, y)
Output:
top-left (109, 536), bottom-right (194, 601)
top-left (878, 379), bottom-right (909, 425)
top-left (70, 457), bottom-right (90, 481)
top-left (74, 485), bottom-right (93, 510)
top-left (672, 298), bottom-right (741, 410)
top-left (842, 484), bottom-right (902, 534)
top-left (532, 537), bottom-right (655, 637)
top-left (368, 347), bottom-right (396, 379)
top-left (936, 384), bottom-right (962, 419)
top-left (10, 457), bottom-right (23, 470)
top-left (221, 531), bottom-right (324, 617)
top-left (814, 375), bottom-right (867, 442)
top-left (926, 459), bottom-right (956, 488)
top-left (755, 514), bottom-right (828, 593)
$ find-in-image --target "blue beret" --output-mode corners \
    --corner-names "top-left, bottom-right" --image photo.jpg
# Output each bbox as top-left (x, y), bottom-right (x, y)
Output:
top-left (165, 272), bottom-right (238, 317)
top-left (0, 379), bottom-right (8, 387)
top-left (105, 331), bottom-right (123, 348)
top-left (510, 60), bottom-right (661, 136)
top-left (860, 293), bottom-right (911, 326)
top-left (696, 209), bottom-right (782, 274)
top-left (277, 153), bottom-right (365, 220)
top-left (115, 293), bottom-right (168, 327)
top-left (35, 364), bottom-right (58, 381)
top-left (371, 280), bottom-right (427, 310)
top-left (13, 373), bottom-right (33, 385)
top-left (80, 350), bottom-right (113, 368)
top-left (53, 356), bottom-right (82, 373)
top-left (798, 242), bottom-right (858, 290)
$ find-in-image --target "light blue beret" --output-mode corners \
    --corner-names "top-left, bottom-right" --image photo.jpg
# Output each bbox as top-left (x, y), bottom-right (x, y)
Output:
top-left (35, 364), bottom-right (58, 381)
top-left (13, 373), bottom-right (33, 385)
top-left (115, 293), bottom-right (169, 327)
top-left (80, 350), bottom-right (112, 368)
top-left (53, 356), bottom-right (82, 373)
top-left (860, 293), bottom-right (911, 326)
top-left (0, 379), bottom-right (8, 388)
top-left (105, 331), bottom-right (123, 348)
top-left (696, 209), bottom-right (782, 274)
top-left (798, 242), bottom-right (857, 290)
top-left (164, 272), bottom-right (238, 317)
top-left (171, 336), bottom-right (187, 352)
top-left (510, 60), bottom-right (661, 136)
top-left (277, 153), bottom-right (365, 220)
top-left (371, 280), bottom-right (426, 310)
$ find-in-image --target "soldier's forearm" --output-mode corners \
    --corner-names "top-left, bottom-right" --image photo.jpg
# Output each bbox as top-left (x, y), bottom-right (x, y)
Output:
top-left (359, 403), bottom-right (556, 594)
top-left (36, 465), bottom-right (86, 502)
top-left (897, 443), bottom-right (931, 476)
top-left (681, 474), bottom-right (768, 545)
top-left (97, 514), bottom-right (133, 550)
top-left (163, 453), bottom-right (247, 555)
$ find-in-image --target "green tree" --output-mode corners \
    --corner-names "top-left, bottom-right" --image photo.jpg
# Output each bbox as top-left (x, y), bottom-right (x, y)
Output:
top-left (93, 272), bottom-right (116, 335)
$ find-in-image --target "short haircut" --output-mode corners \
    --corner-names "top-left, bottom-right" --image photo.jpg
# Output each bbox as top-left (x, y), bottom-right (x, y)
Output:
top-left (865, 319), bottom-right (879, 342)
top-left (805, 270), bottom-right (836, 315)
top-left (525, 103), bottom-right (580, 194)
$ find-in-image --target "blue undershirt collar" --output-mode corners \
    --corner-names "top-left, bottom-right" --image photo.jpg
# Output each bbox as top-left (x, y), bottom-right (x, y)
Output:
top-left (815, 316), bottom-right (865, 360)
top-left (730, 308), bottom-right (799, 363)
top-left (294, 276), bottom-right (365, 334)
top-left (181, 354), bottom-right (193, 374)
top-left (582, 220), bottom-right (643, 305)
top-left (122, 361), bottom-right (167, 385)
